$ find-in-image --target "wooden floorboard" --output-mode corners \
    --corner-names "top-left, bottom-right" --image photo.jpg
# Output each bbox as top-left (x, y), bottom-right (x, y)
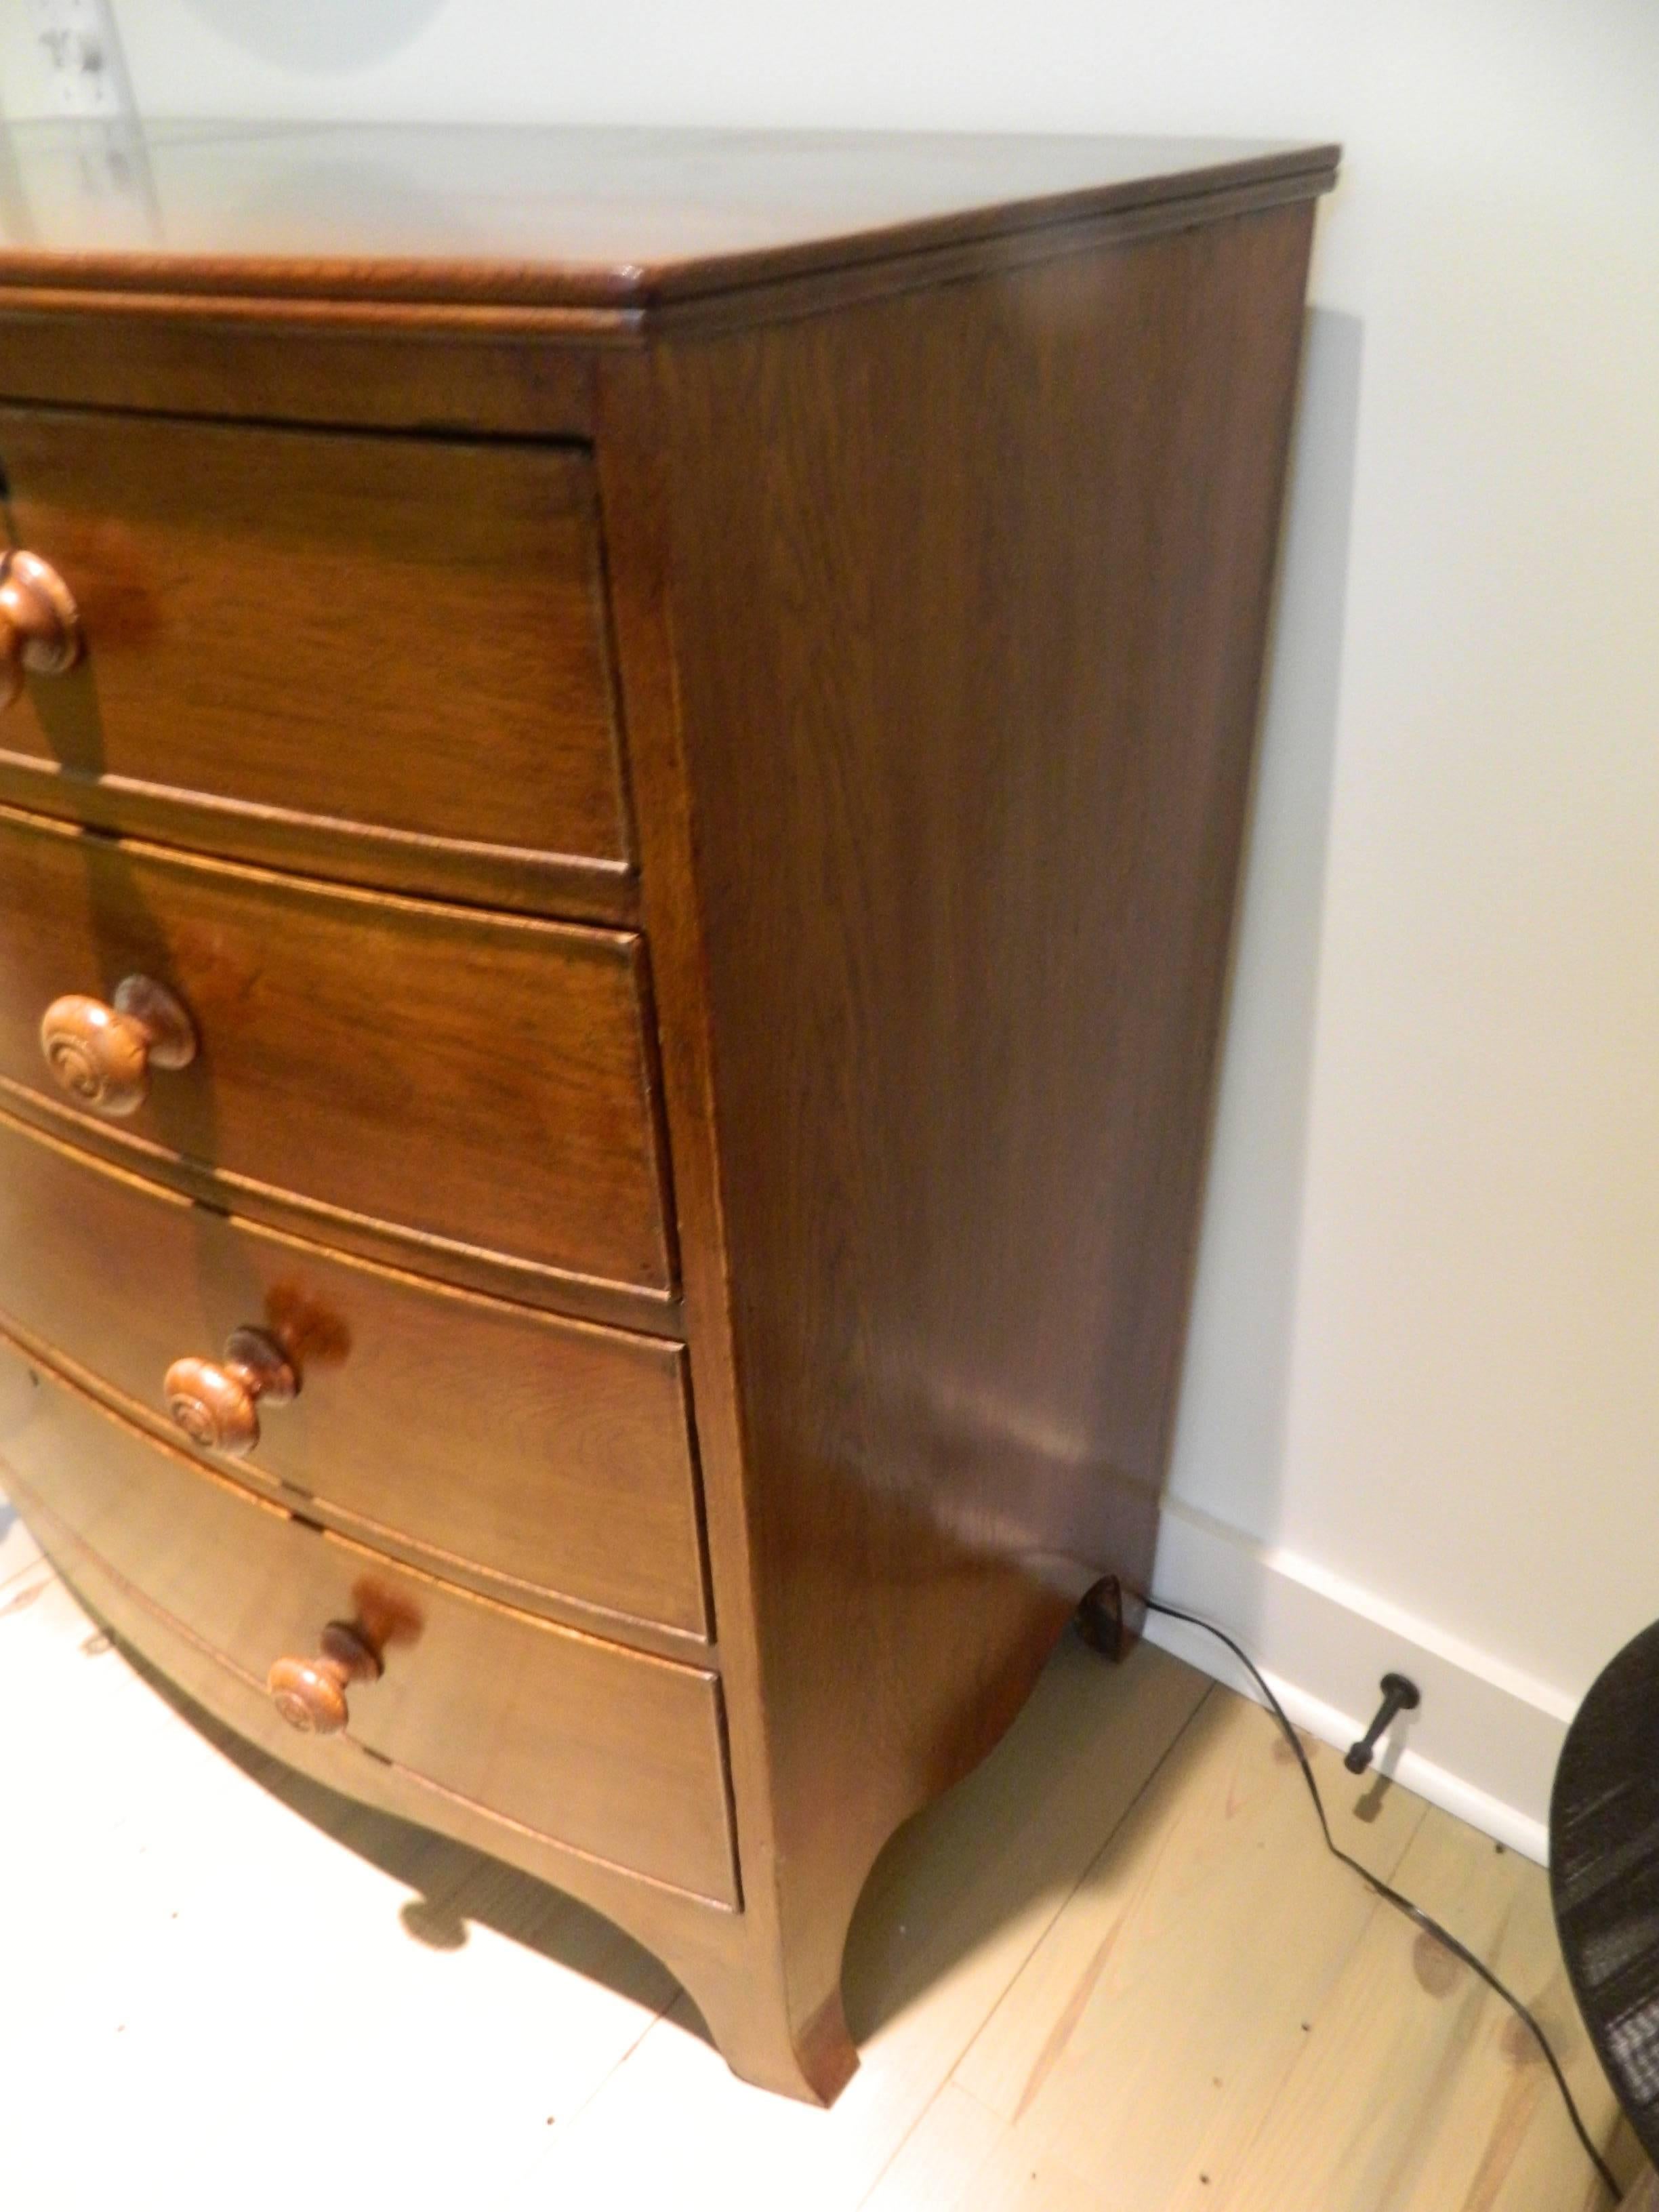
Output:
top-left (941, 1689), bottom-right (1428, 2205)
top-left (1216, 1800), bottom-right (1627, 2211)
top-left (928, 1692), bottom-right (1631, 2211)
top-left (0, 1493), bottom-right (1633, 2211)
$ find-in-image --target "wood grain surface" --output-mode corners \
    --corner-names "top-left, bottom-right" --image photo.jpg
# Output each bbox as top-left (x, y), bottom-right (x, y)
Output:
top-left (0, 804), bottom-right (674, 1298)
top-left (0, 1106), bottom-right (709, 1642)
top-left (0, 1332), bottom-right (737, 1907)
top-left (635, 199), bottom-right (1319, 2087)
top-left (0, 407), bottom-right (632, 903)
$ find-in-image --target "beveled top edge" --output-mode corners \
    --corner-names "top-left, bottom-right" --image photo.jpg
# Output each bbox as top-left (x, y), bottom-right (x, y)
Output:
top-left (0, 124), bottom-right (1340, 317)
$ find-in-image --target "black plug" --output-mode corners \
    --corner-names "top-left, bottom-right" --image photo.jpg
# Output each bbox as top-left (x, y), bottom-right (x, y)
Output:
top-left (1345, 1673), bottom-right (1420, 1774)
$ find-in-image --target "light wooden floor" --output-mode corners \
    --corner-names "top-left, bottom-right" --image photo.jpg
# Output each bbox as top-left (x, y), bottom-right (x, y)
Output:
top-left (0, 1489), bottom-right (1637, 2211)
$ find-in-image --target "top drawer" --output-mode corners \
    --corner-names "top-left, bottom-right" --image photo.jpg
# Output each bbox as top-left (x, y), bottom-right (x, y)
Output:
top-left (0, 408), bottom-right (632, 913)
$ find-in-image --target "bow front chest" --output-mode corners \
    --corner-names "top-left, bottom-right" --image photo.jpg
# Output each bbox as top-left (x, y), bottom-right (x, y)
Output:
top-left (0, 123), bottom-right (1335, 2100)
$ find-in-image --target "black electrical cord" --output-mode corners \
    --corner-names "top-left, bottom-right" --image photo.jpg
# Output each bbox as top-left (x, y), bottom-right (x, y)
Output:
top-left (1142, 1597), bottom-right (1622, 2203)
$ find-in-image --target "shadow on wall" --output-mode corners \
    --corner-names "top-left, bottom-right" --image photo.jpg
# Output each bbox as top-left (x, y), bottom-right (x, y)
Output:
top-left (1163, 304), bottom-right (1364, 1561)
top-left (173, 0), bottom-right (448, 70)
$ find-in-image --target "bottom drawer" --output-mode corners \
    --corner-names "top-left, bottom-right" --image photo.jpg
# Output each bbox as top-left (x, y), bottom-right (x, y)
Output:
top-left (0, 1333), bottom-right (739, 1908)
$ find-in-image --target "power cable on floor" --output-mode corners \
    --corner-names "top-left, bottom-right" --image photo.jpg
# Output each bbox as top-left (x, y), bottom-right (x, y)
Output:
top-left (1139, 1597), bottom-right (1622, 2203)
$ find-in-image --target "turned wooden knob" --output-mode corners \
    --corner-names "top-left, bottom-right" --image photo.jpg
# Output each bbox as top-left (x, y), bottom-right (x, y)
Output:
top-left (267, 1622), bottom-right (382, 1736)
top-left (164, 1326), bottom-right (298, 1457)
top-left (39, 975), bottom-right (197, 1118)
top-left (0, 550), bottom-right (81, 709)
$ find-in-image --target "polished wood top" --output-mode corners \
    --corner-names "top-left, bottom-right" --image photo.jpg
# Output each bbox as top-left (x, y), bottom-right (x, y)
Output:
top-left (0, 123), bottom-right (1338, 312)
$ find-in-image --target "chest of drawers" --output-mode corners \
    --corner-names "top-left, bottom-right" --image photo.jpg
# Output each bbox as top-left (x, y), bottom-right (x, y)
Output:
top-left (0, 124), bottom-right (1335, 2102)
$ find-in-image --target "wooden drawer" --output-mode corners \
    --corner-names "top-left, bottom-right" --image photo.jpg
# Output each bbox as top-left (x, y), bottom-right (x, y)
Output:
top-left (0, 806), bottom-right (674, 1300)
top-left (0, 1108), bottom-right (708, 1641)
top-left (0, 407), bottom-right (632, 914)
top-left (0, 1332), bottom-right (739, 1908)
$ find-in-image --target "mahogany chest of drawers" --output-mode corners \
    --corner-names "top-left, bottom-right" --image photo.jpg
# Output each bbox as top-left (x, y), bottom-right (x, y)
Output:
top-left (0, 124), bottom-right (1335, 2102)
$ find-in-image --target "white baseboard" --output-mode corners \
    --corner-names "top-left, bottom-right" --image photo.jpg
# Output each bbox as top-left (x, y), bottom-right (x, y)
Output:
top-left (1144, 1499), bottom-right (1578, 1864)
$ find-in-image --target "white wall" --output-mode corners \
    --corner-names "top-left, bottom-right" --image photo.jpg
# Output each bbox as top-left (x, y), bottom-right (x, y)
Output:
top-left (5, 1), bottom-right (1658, 1856)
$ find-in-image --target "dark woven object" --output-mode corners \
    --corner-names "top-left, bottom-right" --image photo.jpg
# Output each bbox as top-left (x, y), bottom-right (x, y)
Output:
top-left (1551, 1618), bottom-right (1659, 2159)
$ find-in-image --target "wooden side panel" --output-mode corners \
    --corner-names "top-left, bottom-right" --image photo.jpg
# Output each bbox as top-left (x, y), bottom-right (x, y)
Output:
top-left (649, 204), bottom-right (1317, 2042)
top-left (0, 407), bottom-right (630, 887)
top-left (0, 808), bottom-right (674, 1296)
top-left (0, 1108), bottom-right (709, 1641)
top-left (0, 1332), bottom-right (738, 1906)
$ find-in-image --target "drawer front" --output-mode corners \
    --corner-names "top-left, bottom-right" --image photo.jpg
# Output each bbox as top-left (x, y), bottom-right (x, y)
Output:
top-left (0, 1335), bottom-right (739, 1908)
top-left (0, 1109), bottom-right (708, 1640)
top-left (0, 407), bottom-right (631, 895)
top-left (0, 806), bottom-right (674, 1295)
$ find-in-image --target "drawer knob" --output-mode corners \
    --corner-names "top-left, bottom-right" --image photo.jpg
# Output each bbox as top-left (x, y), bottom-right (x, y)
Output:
top-left (267, 1622), bottom-right (382, 1736)
top-left (164, 1326), bottom-right (299, 1457)
top-left (0, 550), bottom-right (81, 708)
top-left (39, 975), bottom-right (197, 1118)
